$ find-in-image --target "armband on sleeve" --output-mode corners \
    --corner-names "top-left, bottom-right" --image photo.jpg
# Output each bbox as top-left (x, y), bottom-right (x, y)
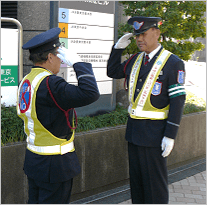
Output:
top-left (168, 84), bottom-right (186, 98)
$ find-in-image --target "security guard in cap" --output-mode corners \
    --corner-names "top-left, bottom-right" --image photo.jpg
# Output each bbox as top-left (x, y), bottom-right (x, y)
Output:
top-left (107, 17), bottom-right (186, 204)
top-left (17, 27), bottom-right (100, 203)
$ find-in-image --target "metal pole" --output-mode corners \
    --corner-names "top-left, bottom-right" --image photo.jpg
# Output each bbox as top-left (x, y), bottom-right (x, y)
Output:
top-left (50, 1), bottom-right (59, 28)
top-left (1, 17), bottom-right (23, 83)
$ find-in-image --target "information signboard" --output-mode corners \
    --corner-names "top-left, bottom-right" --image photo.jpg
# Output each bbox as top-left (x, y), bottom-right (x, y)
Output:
top-left (58, 1), bottom-right (114, 95)
top-left (58, 1), bottom-right (115, 116)
top-left (1, 28), bottom-right (19, 106)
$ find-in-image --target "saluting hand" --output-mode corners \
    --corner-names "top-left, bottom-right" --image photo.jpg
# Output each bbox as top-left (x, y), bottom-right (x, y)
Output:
top-left (57, 47), bottom-right (82, 67)
top-left (161, 136), bottom-right (175, 157)
top-left (114, 33), bottom-right (133, 49)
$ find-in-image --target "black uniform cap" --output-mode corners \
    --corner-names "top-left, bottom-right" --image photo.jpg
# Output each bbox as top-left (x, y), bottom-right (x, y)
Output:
top-left (128, 16), bottom-right (161, 35)
top-left (22, 27), bottom-right (61, 54)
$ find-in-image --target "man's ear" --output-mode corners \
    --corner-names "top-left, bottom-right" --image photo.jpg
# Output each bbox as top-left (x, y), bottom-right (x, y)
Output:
top-left (47, 53), bottom-right (53, 63)
top-left (156, 29), bottom-right (161, 39)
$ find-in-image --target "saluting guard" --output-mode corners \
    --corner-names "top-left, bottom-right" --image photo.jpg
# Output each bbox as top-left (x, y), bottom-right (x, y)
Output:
top-left (17, 27), bottom-right (100, 204)
top-left (107, 17), bottom-right (186, 204)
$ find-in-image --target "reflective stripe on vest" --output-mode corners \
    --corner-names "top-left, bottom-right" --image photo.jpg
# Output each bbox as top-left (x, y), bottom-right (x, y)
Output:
top-left (27, 136), bottom-right (75, 155)
top-left (128, 49), bottom-right (172, 120)
top-left (17, 68), bottom-right (75, 155)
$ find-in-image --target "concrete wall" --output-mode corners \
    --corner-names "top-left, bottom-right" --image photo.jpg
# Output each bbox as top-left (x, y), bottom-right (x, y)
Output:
top-left (1, 112), bottom-right (206, 204)
top-left (167, 112), bottom-right (206, 168)
top-left (1, 143), bottom-right (28, 204)
top-left (17, 1), bottom-right (51, 76)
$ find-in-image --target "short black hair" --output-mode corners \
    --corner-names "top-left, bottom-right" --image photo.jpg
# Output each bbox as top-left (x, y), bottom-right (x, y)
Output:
top-left (29, 48), bottom-right (57, 64)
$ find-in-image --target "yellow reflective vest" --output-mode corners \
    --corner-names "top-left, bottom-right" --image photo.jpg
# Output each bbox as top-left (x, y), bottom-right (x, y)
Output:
top-left (128, 48), bottom-right (172, 120)
top-left (17, 67), bottom-right (75, 155)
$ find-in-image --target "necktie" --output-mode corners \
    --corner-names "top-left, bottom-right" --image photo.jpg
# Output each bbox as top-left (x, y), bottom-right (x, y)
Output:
top-left (144, 55), bottom-right (150, 65)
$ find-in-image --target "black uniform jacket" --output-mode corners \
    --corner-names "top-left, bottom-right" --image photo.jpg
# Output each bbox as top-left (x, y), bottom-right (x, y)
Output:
top-left (107, 46), bottom-right (186, 147)
top-left (24, 62), bottom-right (100, 183)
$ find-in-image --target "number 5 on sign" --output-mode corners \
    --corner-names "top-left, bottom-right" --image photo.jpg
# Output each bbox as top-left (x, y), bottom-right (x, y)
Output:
top-left (59, 8), bottom-right (69, 23)
top-left (59, 23), bottom-right (68, 38)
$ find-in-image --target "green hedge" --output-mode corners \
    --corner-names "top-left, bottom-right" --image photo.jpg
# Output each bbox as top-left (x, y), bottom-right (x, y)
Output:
top-left (183, 91), bottom-right (206, 114)
top-left (1, 105), bottom-right (26, 145)
top-left (1, 91), bottom-right (206, 145)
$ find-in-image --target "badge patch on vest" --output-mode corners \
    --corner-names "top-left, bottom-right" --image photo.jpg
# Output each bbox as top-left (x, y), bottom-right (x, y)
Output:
top-left (152, 82), bottom-right (162, 96)
top-left (178, 70), bottom-right (185, 84)
top-left (19, 79), bottom-right (31, 113)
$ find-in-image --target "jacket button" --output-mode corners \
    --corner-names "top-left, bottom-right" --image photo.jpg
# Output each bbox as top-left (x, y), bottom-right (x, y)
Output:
top-left (137, 89), bottom-right (140, 92)
top-left (139, 79), bottom-right (142, 82)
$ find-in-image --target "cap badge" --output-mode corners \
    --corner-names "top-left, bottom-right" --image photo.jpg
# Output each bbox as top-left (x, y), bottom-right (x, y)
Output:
top-left (133, 21), bottom-right (144, 30)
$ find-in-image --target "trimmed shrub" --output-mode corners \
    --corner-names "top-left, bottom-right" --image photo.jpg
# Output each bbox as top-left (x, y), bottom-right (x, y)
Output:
top-left (1, 91), bottom-right (205, 145)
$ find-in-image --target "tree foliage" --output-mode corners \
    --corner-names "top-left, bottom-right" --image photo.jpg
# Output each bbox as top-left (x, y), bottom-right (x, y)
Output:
top-left (118, 1), bottom-right (206, 60)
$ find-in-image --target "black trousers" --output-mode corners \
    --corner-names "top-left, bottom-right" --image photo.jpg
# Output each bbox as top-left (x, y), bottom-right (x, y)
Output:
top-left (128, 142), bottom-right (169, 204)
top-left (27, 177), bottom-right (73, 204)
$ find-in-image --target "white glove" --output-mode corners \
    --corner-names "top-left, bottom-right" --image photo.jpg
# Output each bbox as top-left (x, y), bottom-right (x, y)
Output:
top-left (57, 47), bottom-right (82, 67)
top-left (114, 33), bottom-right (133, 49)
top-left (161, 136), bottom-right (175, 157)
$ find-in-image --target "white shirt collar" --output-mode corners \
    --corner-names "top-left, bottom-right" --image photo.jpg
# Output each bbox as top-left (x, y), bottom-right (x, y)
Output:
top-left (145, 44), bottom-right (161, 61)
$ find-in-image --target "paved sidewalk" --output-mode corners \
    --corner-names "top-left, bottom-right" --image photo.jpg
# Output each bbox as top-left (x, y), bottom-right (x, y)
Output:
top-left (71, 159), bottom-right (205, 204)
top-left (119, 171), bottom-right (206, 204)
